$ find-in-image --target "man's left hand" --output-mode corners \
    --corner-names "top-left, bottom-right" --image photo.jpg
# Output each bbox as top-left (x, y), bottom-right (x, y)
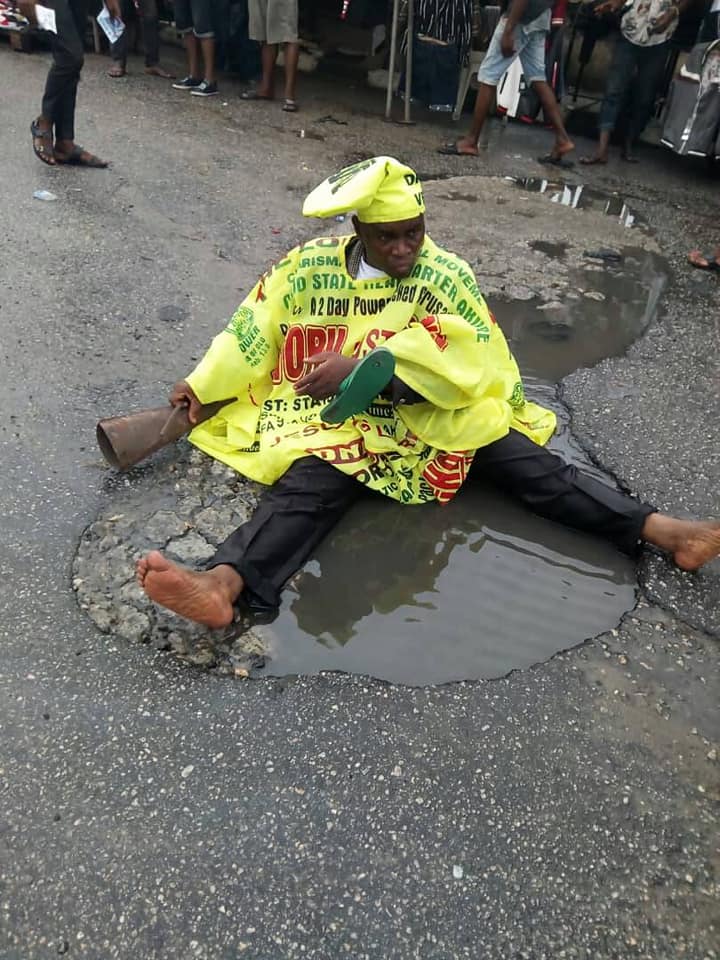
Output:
top-left (106, 0), bottom-right (122, 19)
top-left (294, 352), bottom-right (358, 400)
top-left (500, 27), bottom-right (515, 58)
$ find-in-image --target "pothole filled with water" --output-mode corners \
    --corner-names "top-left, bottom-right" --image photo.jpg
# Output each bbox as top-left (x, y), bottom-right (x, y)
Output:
top-left (75, 176), bottom-right (670, 685)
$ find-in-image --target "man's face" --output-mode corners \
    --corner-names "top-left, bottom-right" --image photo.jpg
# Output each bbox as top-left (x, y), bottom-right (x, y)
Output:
top-left (354, 215), bottom-right (425, 279)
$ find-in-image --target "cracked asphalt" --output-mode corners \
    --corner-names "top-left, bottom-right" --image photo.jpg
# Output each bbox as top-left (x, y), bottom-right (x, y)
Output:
top-left (1, 40), bottom-right (718, 959)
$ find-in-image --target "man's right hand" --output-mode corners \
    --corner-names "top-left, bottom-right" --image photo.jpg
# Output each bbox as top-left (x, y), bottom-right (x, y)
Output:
top-left (105, 0), bottom-right (122, 18)
top-left (170, 380), bottom-right (202, 425)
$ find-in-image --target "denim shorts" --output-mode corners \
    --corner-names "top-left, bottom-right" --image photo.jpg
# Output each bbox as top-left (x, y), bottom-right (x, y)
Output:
top-left (477, 11), bottom-right (550, 86)
top-left (175, 0), bottom-right (214, 38)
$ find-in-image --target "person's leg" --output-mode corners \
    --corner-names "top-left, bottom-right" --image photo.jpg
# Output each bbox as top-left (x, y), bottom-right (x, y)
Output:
top-left (184, 33), bottom-right (201, 79)
top-left (199, 36), bottom-right (216, 83)
top-left (108, 0), bottom-right (131, 75)
top-left (138, 0), bottom-right (172, 74)
top-left (283, 41), bottom-right (299, 101)
top-left (183, 0), bottom-right (216, 89)
top-left (582, 36), bottom-right (639, 164)
top-left (271, 0), bottom-right (299, 104)
top-left (37, 0), bottom-right (84, 160)
top-left (623, 41), bottom-right (669, 160)
top-left (171, 0), bottom-right (202, 84)
top-left (137, 457), bottom-right (364, 625)
top-left (519, 20), bottom-right (574, 159)
top-left (49, 0), bottom-right (106, 164)
top-left (257, 41), bottom-right (279, 97)
top-left (448, 17), bottom-right (517, 155)
top-left (531, 82), bottom-right (574, 156)
top-left (470, 430), bottom-right (720, 568)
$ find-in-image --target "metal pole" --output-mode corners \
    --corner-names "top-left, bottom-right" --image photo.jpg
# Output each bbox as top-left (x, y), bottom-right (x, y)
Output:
top-left (384, 0), bottom-right (401, 121)
top-left (401, 0), bottom-right (414, 124)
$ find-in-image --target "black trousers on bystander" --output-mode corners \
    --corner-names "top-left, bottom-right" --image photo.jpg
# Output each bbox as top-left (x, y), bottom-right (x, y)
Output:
top-left (41, 0), bottom-right (87, 141)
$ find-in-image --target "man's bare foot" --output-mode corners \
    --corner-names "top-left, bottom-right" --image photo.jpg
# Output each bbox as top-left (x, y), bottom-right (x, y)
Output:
top-left (146, 64), bottom-right (176, 79)
top-left (136, 550), bottom-right (242, 628)
top-left (642, 514), bottom-right (720, 571)
top-left (672, 520), bottom-right (720, 571)
top-left (108, 63), bottom-right (126, 78)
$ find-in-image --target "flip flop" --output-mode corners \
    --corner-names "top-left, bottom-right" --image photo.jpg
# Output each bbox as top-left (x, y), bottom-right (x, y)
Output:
top-left (688, 252), bottom-right (720, 271)
top-left (55, 145), bottom-right (108, 168)
top-left (30, 120), bottom-right (56, 165)
top-left (282, 98), bottom-right (299, 112)
top-left (241, 89), bottom-right (273, 100)
top-left (537, 153), bottom-right (574, 169)
top-left (437, 142), bottom-right (478, 157)
top-left (320, 347), bottom-right (395, 424)
top-left (580, 156), bottom-right (608, 166)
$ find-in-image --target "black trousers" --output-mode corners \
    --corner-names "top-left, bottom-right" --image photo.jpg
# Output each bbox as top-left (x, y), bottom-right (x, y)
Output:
top-left (111, 0), bottom-right (160, 67)
top-left (210, 430), bottom-right (655, 615)
top-left (41, 0), bottom-right (86, 141)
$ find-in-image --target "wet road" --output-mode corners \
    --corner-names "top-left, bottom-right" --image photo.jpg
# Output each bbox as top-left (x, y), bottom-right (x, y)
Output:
top-left (1, 45), bottom-right (719, 959)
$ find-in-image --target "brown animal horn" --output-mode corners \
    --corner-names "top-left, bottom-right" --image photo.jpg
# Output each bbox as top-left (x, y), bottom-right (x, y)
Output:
top-left (96, 398), bottom-right (235, 471)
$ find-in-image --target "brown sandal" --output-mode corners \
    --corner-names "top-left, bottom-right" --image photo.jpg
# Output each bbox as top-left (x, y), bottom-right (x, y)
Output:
top-left (30, 120), bottom-right (56, 165)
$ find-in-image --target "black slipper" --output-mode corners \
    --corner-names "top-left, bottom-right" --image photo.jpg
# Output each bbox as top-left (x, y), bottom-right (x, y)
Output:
top-left (437, 142), bottom-right (478, 157)
top-left (537, 153), bottom-right (574, 168)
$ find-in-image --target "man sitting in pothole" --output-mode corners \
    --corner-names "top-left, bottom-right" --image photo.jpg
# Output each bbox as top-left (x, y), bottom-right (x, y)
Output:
top-left (136, 156), bottom-right (720, 628)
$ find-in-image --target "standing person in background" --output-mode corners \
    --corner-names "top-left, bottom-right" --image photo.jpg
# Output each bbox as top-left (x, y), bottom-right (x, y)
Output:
top-left (107, 0), bottom-right (175, 79)
top-left (581, 0), bottom-right (689, 164)
top-left (438, 0), bottom-right (575, 165)
top-left (21, 0), bottom-right (114, 166)
top-left (171, 0), bottom-right (218, 96)
top-left (242, 0), bottom-right (300, 111)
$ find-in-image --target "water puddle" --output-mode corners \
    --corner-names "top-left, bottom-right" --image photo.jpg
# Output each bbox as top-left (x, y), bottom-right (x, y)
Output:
top-left (491, 246), bottom-right (668, 382)
top-left (263, 485), bottom-right (636, 685)
top-left (511, 177), bottom-right (645, 230)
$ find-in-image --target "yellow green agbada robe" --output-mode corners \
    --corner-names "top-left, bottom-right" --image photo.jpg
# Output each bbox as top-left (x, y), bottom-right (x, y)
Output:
top-left (186, 233), bottom-right (555, 506)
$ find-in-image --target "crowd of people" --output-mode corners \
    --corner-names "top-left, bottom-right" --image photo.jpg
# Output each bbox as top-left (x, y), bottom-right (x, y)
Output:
top-left (19, 0), bottom-right (301, 165)
top-left (15, 0), bottom-right (717, 170)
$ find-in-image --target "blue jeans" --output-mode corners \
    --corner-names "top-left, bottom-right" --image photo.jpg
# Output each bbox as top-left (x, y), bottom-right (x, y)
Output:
top-left (599, 36), bottom-right (669, 141)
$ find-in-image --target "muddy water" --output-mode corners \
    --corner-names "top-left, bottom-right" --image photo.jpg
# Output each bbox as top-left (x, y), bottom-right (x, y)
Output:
top-left (259, 243), bottom-right (669, 686)
top-left (492, 247), bottom-right (668, 382)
